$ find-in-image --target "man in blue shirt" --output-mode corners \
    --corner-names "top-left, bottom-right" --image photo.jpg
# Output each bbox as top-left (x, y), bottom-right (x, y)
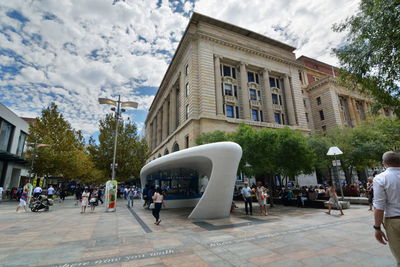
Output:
top-left (241, 182), bottom-right (253, 215)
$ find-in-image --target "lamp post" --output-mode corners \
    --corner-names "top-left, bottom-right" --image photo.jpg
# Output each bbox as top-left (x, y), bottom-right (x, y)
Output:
top-left (327, 146), bottom-right (344, 200)
top-left (98, 95), bottom-right (138, 181)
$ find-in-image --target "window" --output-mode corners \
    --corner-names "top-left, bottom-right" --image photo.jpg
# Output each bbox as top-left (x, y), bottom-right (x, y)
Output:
top-left (16, 132), bottom-right (26, 156)
top-left (316, 97), bottom-right (321, 105)
top-left (222, 65), bottom-right (236, 79)
top-left (272, 94), bottom-right (278, 104)
top-left (235, 106), bottom-right (239, 118)
top-left (172, 142), bottom-right (179, 152)
top-left (298, 70), bottom-right (303, 84)
top-left (247, 72), bottom-right (259, 83)
top-left (185, 64), bottom-right (189, 76)
top-left (319, 110), bottom-right (325, 121)
top-left (185, 83), bottom-right (189, 97)
top-left (185, 104), bottom-right (189, 120)
top-left (0, 120), bottom-right (14, 151)
top-left (257, 91), bottom-right (261, 100)
top-left (223, 83), bottom-right (233, 96)
top-left (322, 126), bottom-right (326, 131)
top-left (234, 85), bottom-right (238, 97)
top-left (164, 148), bottom-right (169, 155)
top-left (226, 105), bottom-right (234, 118)
top-left (305, 113), bottom-right (309, 123)
top-left (303, 99), bottom-right (307, 107)
top-left (249, 89), bottom-right (257, 100)
top-left (279, 95), bottom-right (282, 105)
top-left (274, 113), bottom-right (281, 124)
top-left (260, 110), bottom-right (263, 122)
top-left (269, 77), bottom-right (281, 88)
top-left (185, 135), bottom-right (189, 148)
top-left (252, 109), bottom-right (259, 121)
top-left (282, 113), bottom-right (285, 125)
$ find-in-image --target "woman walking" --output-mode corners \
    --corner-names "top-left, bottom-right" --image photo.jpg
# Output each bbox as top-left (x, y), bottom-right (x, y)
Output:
top-left (81, 188), bottom-right (90, 213)
top-left (16, 188), bottom-right (28, 212)
top-left (326, 181), bottom-right (344, 215)
top-left (89, 188), bottom-right (98, 212)
top-left (152, 188), bottom-right (164, 225)
top-left (256, 182), bottom-right (268, 216)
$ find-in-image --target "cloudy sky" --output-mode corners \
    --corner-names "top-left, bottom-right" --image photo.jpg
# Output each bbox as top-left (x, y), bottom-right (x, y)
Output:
top-left (0, 0), bottom-right (359, 139)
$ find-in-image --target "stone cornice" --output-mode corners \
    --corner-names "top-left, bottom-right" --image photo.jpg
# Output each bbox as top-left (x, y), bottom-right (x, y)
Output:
top-left (197, 31), bottom-right (304, 69)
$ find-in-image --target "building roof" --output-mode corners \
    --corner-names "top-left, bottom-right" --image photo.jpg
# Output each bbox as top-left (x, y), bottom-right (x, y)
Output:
top-left (20, 117), bottom-right (35, 124)
top-left (191, 12), bottom-right (296, 52)
top-left (297, 55), bottom-right (339, 71)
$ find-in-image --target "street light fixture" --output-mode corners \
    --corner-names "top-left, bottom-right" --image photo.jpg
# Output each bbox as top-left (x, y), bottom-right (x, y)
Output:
top-left (327, 146), bottom-right (344, 200)
top-left (98, 95), bottom-right (138, 181)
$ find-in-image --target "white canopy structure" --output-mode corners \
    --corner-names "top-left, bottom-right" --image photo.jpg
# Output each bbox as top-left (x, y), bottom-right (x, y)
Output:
top-left (140, 142), bottom-right (242, 219)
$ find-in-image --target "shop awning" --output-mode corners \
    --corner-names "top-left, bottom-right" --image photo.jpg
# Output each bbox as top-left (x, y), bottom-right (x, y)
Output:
top-left (0, 150), bottom-right (29, 164)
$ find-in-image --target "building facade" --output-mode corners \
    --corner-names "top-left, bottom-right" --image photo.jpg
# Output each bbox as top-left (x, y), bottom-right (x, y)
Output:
top-left (297, 56), bottom-right (389, 132)
top-left (0, 103), bottom-right (29, 190)
top-left (145, 13), bottom-right (310, 160)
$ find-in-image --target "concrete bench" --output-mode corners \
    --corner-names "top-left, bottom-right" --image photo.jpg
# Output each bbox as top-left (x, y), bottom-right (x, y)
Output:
top-left (342, 197), bottom-right (368, 205)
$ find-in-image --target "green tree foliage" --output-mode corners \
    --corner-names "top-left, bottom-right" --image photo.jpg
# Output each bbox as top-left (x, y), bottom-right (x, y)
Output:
top-left (333, 0), bottom-right (400, 115)
top-left (27, 103), bottom-right (101, 182)
top-left (88, 114), bottom-right (148, 183)
top-left (195, 124), bottom-right (314, 180)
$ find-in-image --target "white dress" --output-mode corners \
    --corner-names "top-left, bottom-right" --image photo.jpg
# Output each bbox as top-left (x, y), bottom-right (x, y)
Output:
top-left (81, 192), bottom-right (90, 206)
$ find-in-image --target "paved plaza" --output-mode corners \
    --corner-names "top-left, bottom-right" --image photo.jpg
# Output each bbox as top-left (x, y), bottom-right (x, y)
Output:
top-left (0, 198), bottom-right (396, 267)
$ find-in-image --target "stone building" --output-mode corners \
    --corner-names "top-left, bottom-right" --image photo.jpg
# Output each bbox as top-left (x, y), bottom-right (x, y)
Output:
top-left (145, 13), bottom-right (309, 160)
top-left (297, 56), bottom-right (394, 132)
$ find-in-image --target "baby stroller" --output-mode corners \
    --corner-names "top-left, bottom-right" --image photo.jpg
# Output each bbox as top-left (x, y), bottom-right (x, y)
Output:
top-left (30, 195), bottom-right (53, 212)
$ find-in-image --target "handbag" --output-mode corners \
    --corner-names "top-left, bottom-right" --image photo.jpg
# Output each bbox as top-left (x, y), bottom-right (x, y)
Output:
top-left (149, 203), bottom-right (155, 209)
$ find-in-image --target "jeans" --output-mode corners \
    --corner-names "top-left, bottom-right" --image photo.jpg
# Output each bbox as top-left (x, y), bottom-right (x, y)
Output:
top-left (128, 196), bottom-right (134, 207)
top-left (152, 203), bottom-right (162, 221)
top-left (244, 197), bottom-right (253, 215)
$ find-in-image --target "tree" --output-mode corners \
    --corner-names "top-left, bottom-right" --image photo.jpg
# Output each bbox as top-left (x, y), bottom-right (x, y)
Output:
top-left (27, 103), bottom-right (99, 182)
top-left (88, 114), bottom-right (148, 183)
top-left (333, 0), bottom-right (400, 115)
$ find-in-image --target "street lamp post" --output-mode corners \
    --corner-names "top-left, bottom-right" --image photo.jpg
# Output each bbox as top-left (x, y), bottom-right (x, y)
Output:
top-left (98, 95), bottom-right (138, 181)
top-left (327, 146), bottom-right (344, 200)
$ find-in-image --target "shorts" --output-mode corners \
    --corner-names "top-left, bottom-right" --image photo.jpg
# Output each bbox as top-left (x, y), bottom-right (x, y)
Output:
top-left (258, 198), bottom-right (266, 206)
top-left (19, 199), bottom-right (27, 206)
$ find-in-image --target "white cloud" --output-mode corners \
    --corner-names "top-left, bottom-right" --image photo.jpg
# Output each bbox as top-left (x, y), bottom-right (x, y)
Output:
top-left (0, 0), bottom-right (361, 137)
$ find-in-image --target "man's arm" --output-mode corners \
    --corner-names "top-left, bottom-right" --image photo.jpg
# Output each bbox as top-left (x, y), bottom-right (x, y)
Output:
top-left (373, 177), bottom-right (388, 245)
top-left (374, 208), bottom-right (388, 245)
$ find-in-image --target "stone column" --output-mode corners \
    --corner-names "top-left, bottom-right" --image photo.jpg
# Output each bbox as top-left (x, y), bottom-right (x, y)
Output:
top-left (156, 110), bottom-right (162, 146)
top-left (151, 118), bottom-right (157, 150)
top-left (283, 74), bottom-right (296, 125)
top-left (214, 55), bottom-right (224, 116)
top-left (346, 96), bottom-right (356, 127)
top-left (169, 88), bottom-right (177, 133)
top-left (162, 100), bottom-right (169, 140)
top-left (239, 62), bottom-right (251, 120)
top-left (351, 98), bottom-right (360, 124)
top-left (362, 100), bottom-right (370, 119)
top-left (147, 121), bottom-right (153, 151)
top-left (262, 68), bottom-right (274, 123)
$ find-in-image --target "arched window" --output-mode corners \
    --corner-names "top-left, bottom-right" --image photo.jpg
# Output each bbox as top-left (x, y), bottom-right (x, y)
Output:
top-left (172, 142), bottom-right (180, 152)
top-left (164, 148), bottom-right (169, 155)
top-left (158, 154), bottom-right (162, 158)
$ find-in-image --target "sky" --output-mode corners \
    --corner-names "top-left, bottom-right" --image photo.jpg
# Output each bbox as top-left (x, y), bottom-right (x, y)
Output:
top-left (0, 0), bottom-right (360, 140)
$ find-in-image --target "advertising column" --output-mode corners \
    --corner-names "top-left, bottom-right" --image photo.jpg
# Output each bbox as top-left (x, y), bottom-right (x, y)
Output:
top-left (105, 180), bottom-right (118, 212)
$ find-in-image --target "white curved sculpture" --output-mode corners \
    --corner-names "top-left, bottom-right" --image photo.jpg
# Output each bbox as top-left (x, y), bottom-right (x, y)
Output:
top-left (140, 142), bottom-right (242, 219)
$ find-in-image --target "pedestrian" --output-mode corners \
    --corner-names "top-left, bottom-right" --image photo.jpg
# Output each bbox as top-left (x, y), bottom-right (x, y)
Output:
top-left (142, 184), bottom-right (149, 208)
top-left (33, 185), bottom-right (42, 199)
top-left (256, 182), bottom-right (268, 216)
top-left (81, 188), bottom-right (90, 213)
top-left (325, 181), bottom-right (344, 216)
top-left (241, 182), bottom-right (253, 215)
top-left (152, 187), bottom-right (164, 225)
top-left (373, 151), bottom-right (400, 265)
top-left (47, 185), bottom-right (55, 200)
top-left (0, 186), bottom-right (3, 202)
top-left (127, 187), bottom-right (135, 207)
top-left (16, 188), bottom-right (28, 212)
top-left (75, 186), bottom-right (82, 206)
top-left (367, 177), bottom-right (374, 211)
top-left (89, 188), bottom-right (98, 212)
top-left (59, 187), bottom-right (66, 202)
top-left (97, 187), bottom-right (104, 204)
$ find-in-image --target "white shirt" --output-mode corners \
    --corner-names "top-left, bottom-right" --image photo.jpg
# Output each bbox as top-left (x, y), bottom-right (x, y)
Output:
top-left (373, 167), bottom-right (400, 217)
top-left (241, 187), bottom-right (252, 198)
top-left (33, 187), bottom-right (42, 193)
top-left (48, 187), bottom-right (55, 195)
